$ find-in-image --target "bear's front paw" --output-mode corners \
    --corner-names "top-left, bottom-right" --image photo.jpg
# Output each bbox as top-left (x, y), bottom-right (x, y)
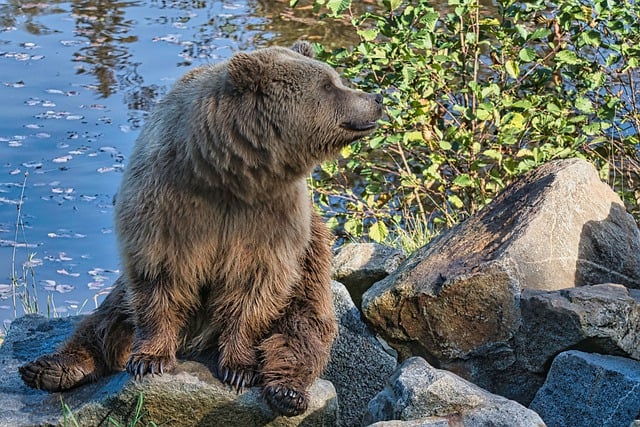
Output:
top-left (126, 353), bottom-right (175, 380)
top-left (262, 385), bottom-right (308, 417)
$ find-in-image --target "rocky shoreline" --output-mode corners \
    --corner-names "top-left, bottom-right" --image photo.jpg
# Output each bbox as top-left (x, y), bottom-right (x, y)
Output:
top-left (2, 158), bottom-right (640, 426)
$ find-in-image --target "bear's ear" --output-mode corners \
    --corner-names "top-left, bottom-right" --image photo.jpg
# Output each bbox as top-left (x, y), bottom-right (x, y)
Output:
top-left (291, 40), bottom-right (315, 58)
top-left (228, 52), bottom-right (264, 91)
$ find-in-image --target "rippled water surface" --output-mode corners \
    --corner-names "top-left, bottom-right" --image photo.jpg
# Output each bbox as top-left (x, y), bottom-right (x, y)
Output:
top-left (0, 0), bottom-right (358, 332)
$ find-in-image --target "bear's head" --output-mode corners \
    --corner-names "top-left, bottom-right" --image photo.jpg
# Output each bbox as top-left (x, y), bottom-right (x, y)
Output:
top-left (224, 41), bottom-right (383, 179)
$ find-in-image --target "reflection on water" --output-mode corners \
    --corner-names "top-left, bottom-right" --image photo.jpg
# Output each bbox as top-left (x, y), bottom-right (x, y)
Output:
top-left (0, 0), bottom-right (362, 332)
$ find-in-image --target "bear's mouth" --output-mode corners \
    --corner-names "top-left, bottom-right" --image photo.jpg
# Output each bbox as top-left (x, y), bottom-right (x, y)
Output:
top-left (340, 121), bottom-right (378, 132)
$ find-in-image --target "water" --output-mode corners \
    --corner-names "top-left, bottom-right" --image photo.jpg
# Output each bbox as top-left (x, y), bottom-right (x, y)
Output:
top-left (0, 0), bottom-right (359, 334)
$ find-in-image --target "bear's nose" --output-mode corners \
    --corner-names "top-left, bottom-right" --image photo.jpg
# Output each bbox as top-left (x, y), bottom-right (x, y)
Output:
top-left (374, 93), bottom-right (383, 105)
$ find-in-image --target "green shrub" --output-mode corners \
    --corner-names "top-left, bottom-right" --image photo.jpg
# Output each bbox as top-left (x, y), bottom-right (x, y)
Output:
top-left (300, 0), bottom-right (640, 249)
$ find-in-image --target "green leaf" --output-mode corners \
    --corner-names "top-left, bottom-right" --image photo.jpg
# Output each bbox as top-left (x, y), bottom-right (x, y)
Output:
top-left (483, 149), bottom-right (503, 161)
top-left (580, 30), bottom-right (601, 47)
top-left (556, 50), bottom-right (579, 65)
top-left (518, 47), bottom-right (537, 63)
top-left (344, 218), bottom-right (362, 237)
top-left (448, 195), bottom-right (464, 209)
top-left (357, 28), bottom-right (379, 42)
top-left (368, 220), bottom-right (389, 243)
top-left (453, 173), bottom-right (473, 187)
top-left (326, 0), bottom-right (350, 16)
top-left (575, 96), bottom-right (594, 113)
top-left (505, 60), bottom-right (520, 79)
top-left (384, 0), bottom-right (402, 12)
top-left (439, 140), bottom-right (452, 150)
top-left (422, 11), bottom-right (439, 32)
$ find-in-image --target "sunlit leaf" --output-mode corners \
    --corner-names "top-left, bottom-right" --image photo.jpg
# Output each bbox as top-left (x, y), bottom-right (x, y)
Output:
top-left (505, 60), bottom-right (519, 78)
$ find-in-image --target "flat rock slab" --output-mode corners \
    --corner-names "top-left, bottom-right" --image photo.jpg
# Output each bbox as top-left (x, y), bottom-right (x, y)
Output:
top-left (530, 350), bottom-right (640, 427)
top-left (0, 315), bottom-right (338, 427)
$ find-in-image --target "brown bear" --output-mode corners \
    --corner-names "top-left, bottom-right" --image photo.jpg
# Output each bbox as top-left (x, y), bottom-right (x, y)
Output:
top-left (19, 41), bottom-right (383, 417)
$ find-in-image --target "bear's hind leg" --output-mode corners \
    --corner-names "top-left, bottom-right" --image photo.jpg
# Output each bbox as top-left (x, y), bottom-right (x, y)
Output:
top-left (20, 277), bottom-right (133, 391)
top-left (20, 339), bottom-right (109, 391)
top-left (259, 212), bottom-right (337, 416)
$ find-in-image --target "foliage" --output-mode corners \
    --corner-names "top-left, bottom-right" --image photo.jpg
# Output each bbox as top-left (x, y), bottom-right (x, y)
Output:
top-left (60, 392), bottom-right (158, 427)
top-left (10, 172), bottom-right (40, 318)
top-left (302, 0), bottom-right (640, 248)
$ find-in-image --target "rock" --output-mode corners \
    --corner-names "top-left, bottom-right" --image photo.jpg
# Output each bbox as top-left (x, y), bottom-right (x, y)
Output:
top-left (363, 157), bottom-right (640, 357)
top-left (361, 159), bottom-right (640, 404)
top-left (482, 283), bottom-right (640, 404)
top-left (530, 350), bottom-right (640, 427)
top-left (332, 243), bottom-right (405, 308)
top-left (324, 281), bottom-right (397, 427)
top-left (518, 284), bottom-right (640, 373)
top-left (0, 315), bottom-right (337, 427)
top-left (363, 357), bottom-right (545, 427)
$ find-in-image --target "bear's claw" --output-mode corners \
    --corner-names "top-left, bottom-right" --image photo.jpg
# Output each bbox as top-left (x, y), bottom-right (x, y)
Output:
top-left (125, 353), bottom-right (175, 380)
top-left (263, 385), bottom-right (308, 417)
top-left (218, 366), bottom-right (257, 393)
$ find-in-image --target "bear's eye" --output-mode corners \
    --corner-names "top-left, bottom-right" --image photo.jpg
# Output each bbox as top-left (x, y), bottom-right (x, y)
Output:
top-left (323, 82), bottom-right (334, 92)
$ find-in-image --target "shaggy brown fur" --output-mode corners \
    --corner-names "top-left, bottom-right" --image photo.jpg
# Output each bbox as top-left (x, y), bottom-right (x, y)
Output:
top-left (19, 41), bottom-right (382, 416)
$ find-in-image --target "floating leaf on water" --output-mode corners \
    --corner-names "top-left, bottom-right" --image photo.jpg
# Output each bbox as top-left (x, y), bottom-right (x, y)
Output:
top-left (30, 55), bottom-right (44, 60)
top-left (0, 284), bottom-right (11, 295)
top-left (58, 252), bottom-right (73, 261)
top-left (6, 81), bottom-right (25, 88)
top-left (60, 40), bottom-right (86, 47)
top-left (87, 281), bottom-right (105, 290)
top-left (51, 187), bottom-right (74, 194)
top-left (57, 269), bottom-right (80, 277)
top-left (8, 140), bottom-right (22, 147)
top-left (42, 101), bottom-right (56, 107)
top-left (36, 133), bottom-right (51, 138)
top-left (22, 161), bottom-right (42, 168)
top-left (52, 155), bottom-right (73, 163)
top-left (46, 89), bottom-right (65, 95)
top-left (0, 197), bottom-right (19, 205)
top-left (24, 123), bottom-right (41, 129)
top-left (42, 281), bottom-right (74, 293)
top-left (80, 195), bottom-right (96, 201)
top-left (9, 169), bottom-right (21, 175)
top-left (97, 167), bottom-right (115, 173)
top-left (99, 146), bottom-right (118, 154)
top-left (66, 115), bottom-right (84, 120)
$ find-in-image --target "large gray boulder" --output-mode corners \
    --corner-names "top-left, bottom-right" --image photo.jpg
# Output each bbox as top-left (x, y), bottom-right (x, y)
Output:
top-left (530, 350), bottom-right (640, 427)
top-left (325, 281), bottom-right (397, 427)
top-left (0, 315), bottom-right (337, 427)
top-left (364, 357), bottom-right (545, 426)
